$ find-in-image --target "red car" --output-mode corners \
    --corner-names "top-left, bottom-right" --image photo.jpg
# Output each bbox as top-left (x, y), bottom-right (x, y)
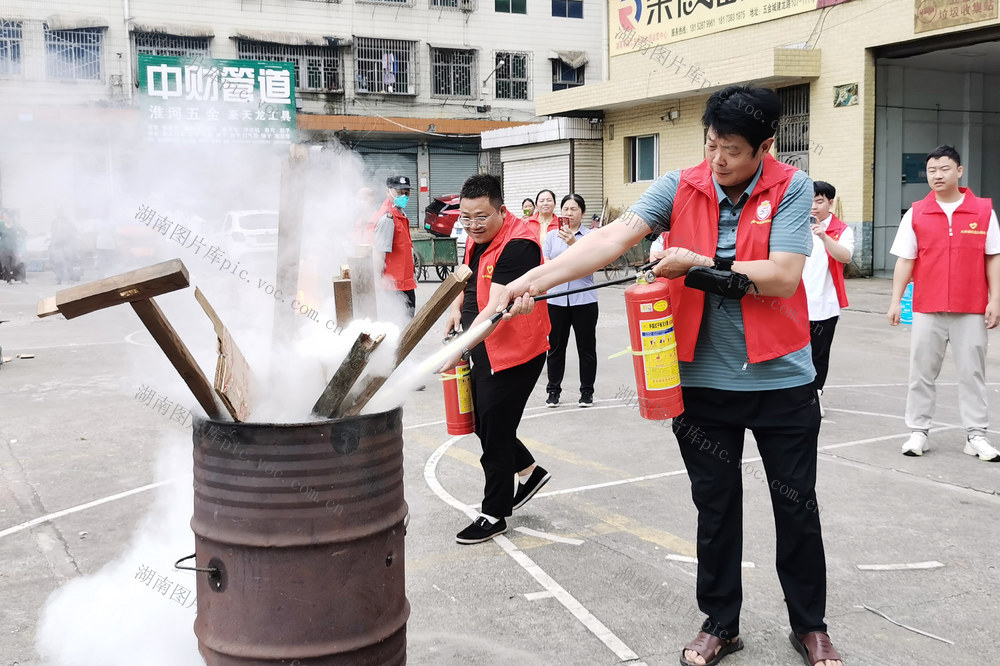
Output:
top-left (423, 194), bottom-right (461, 237)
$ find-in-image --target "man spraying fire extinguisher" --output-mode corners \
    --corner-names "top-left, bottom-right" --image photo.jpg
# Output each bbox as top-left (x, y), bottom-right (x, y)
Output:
top-left (439, 174), bottom-right (552, 546)
top-left (500, 86), bottom-right (843, 666)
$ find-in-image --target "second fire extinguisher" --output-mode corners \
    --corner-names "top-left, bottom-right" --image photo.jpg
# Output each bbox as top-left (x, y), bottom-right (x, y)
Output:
top-left (623, 275), bottom-right (684, 420)
top-left (441, 358), bottom-right (475, 435)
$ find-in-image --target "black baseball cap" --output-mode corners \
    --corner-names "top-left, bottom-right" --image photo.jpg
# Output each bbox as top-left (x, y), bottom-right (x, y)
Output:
top-left (386, 175), bottom-right (411, 189)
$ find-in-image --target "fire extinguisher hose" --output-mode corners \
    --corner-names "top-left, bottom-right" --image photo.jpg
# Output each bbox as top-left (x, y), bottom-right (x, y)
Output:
top-left (489, 260), bottom-right (660, 325)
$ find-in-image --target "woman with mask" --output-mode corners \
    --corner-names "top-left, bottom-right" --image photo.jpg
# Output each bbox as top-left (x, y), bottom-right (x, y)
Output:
top-left (521, 198), bottom-right (535, 219)
top-left (542, 194), bottom-right (598, 408)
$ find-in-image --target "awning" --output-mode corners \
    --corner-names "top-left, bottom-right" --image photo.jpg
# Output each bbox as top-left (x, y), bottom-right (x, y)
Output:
top-left (45, 15), bottom-right (109, 30)
top-left (232, 30), bottom-right (348, 47)
top-left (551, 50), bottom-right (589, 69)
top-left (428, 43), bottom-right (477, 52)
top-left (129, 22), bottom-right (215, 38)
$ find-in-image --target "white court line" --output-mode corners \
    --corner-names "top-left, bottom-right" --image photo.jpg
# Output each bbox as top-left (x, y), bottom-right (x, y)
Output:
top-left (666, 554), bottom-right (755, 568)
top-left (424, 436), bottom-right (645, 665)
top-left (524, 591), bottom-right (555, 601)
top-left (856, 561), bottom-right (944, 571)
top-left (0, 477), bottom-right (186, 540)
top-left (514, 527), bottom-right (584, 546)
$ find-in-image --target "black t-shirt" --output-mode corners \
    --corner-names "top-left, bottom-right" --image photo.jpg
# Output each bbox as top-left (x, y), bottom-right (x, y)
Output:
top-left (461, 238), bottom-right (541, 366)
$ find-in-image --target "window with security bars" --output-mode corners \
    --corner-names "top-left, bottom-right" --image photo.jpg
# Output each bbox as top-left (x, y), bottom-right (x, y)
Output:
top-left (134, 33), bottom-right (210, 59)
top-left (358, 0), bottom-right (410, 4)
top-left (551, 60), bottom-right (583, 91)
top-left (776, 84), bottom-right (810, 170)
top-left (0, 20), bottom-right (22, 76)
top-left (237, 40), bottom-right (343, 92)
top-left (45, 27), bottom-right (103, 80)
top-left (432, 0), bottom-right (459, 6)
top-left (355, 37), bottom-right (416, 95)
top-left (432, 48), bottom-right (474, 98)
top-left (494, 51), bottom-right (528, 100)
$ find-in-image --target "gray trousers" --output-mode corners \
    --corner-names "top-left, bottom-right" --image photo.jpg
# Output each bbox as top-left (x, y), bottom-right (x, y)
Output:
top-left (906, 312), bottom-right (989, 434)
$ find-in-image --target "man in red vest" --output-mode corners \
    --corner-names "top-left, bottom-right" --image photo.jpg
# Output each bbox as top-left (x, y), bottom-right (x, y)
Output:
top-left (887, 145), bottom-right (1000, 461)
top-left (370, 175), bottom-right (417, 317)
top-left (803, 181), bottom-right (853, 417)
top-left (440, 174), bottom-right (552, 545)
top-left (501, 86), bottom-right (842, 666)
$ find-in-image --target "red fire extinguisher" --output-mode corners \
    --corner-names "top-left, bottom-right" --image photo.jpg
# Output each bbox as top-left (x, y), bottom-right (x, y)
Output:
top-left (441, 359), bottom-right (475, 435)
top-left (623, 275), bottom-right (684, 420)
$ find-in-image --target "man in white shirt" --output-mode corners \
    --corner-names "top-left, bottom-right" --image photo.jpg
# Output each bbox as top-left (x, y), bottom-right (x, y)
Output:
top-left (887, 145), bottom-right (1000, 461)
top-left (802, 181), bottom-right (854, 417)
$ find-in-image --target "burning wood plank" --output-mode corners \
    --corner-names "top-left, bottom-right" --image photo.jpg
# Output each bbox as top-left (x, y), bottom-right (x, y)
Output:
top-left (342, 264), bottom-right (473, 416)
top-left (195, 287), bottom-right (255, 422)
top-left (36, 259), bottom-right (225, 420)
top-left (311, 332), bottom-right (386, 419)
top-left (347, 245), bottom-right (377, 321)
top-left (333, 265), bottom-right (353, 330)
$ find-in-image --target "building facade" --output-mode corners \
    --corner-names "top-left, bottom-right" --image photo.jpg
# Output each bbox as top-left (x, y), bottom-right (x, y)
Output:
top-left (536, 0), bottom-right (1000, 275)
top-left (0, 0), bottom-right (606, 227)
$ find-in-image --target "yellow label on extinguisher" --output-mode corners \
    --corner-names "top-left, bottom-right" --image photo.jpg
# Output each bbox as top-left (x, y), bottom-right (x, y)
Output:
top-left (456, 365), bottom-right (473, 414)
top-left (639, 316), bottom-right (680, 390)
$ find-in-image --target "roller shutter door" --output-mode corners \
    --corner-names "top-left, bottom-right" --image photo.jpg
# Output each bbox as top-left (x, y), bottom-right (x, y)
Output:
top-left (429, 147), bottom-right (478, 200)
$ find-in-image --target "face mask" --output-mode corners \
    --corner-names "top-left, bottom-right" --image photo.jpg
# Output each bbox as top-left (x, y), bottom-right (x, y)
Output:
top-left (393, 194), bottom-right (409, 209)
top-left (523, 208), bottom-right (532, 216)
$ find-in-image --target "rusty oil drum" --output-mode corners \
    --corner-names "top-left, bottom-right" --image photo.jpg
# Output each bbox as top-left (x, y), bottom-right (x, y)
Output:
top-left (189, 408), bottom-right (408, 665)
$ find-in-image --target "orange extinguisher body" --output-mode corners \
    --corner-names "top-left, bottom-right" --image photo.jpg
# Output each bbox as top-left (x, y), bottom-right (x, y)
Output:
top-left (623, 277), bottom-right (684, 420)
top-left (442, 359), bottom-right (475, 435)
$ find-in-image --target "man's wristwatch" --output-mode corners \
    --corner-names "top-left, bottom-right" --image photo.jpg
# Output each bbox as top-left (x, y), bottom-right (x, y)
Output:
top-left (712, 257), bottom-right (733, 272)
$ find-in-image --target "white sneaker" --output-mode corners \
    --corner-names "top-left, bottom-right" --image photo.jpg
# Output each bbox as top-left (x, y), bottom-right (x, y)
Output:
top-left (964, 435), bottom-right (1000, 462)
top-left (901, 431), bottom-right (929, 457)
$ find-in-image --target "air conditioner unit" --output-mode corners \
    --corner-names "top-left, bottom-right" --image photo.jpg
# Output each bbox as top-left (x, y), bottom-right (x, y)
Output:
top-left (459, 0), bottom-right (475, 12)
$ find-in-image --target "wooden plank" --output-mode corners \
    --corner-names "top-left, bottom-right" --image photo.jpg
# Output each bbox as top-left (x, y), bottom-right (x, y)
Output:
top-left (311, 332), bottom-right (385, 418)
top-left (333, 277), bottom-right (353, 329)
top-left (130, 298), bottom-right (224, 420)
top-left (194, 287), bottom-right (255, 422)
top-left (215, 327), bottom-right (254, 422)
top-left (343, 264), bottom-right (472, 416)
top-left (347, 245), bottom-right (377, 321)
top-left (36, 296), bottom-right (59, 318)
top-left (54, 259), bottom-right (189, 319)
top-left (272, 144), bottom-right (309, 346)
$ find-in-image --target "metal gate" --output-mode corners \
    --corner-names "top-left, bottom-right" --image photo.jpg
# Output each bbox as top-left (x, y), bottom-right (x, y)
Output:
top-left (777, 84), bottom-right (810, 172)
top-left (429, 146), bottom-right (478, 201)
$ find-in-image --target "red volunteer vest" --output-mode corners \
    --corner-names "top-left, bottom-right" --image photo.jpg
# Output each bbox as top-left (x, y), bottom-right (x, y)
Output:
top-left (367, 197), bottom-right (416, 291)
top-left (824, 214), bottom-right (850, 309)
top-left (668, 155), bottom-right (811, 364)
top-left (525, 213), bottom-right (560, 247)
top-left (910, 188), bottom-right (992, 314)
top-left (465, 211), bottom-right (551, 372)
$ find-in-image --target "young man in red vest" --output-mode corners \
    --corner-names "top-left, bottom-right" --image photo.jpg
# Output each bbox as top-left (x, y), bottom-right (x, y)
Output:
top-left (501, 86), bottom-right (842, 666)
top-left (370, 175), bottom-right (417, 317)
top-left (441, 174), bottom-right (552, 545)
top-left (803, 181), bottom-right (853, 417)
top-left (887, 145), bottom-right (1000, 461)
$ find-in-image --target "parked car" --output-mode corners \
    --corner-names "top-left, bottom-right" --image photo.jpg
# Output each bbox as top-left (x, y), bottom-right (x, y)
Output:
top-left (209, 210), bottom-right (279, 257)
top-left (423, 194), bottom-right (460, 237)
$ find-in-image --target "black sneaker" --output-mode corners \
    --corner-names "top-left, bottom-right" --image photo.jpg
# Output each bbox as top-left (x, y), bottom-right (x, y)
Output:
top-left (579, 392), bottom-right (593, 407)
top-left (512, 466), bottom-right (551, 510)
top-left (456, 516), bottom-right (507, 544)
top-left (546, 392), bottom-right (560, 408)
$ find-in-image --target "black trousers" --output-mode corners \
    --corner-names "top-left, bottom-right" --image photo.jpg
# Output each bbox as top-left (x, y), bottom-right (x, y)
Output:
top-left (545, 302), bottom-right (599, 396)
top-left (472, 352), bottom-right (546, 518)
top-left (673, 384), bottom-right (826, 639)
top-left (400, 289), bottom-right (416, 318)
top-left (809, 316), bottom-right (839, 392)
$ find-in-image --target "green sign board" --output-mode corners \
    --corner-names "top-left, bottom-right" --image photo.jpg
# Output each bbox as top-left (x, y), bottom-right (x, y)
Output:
top-left (137, 54), bottom-right (297, 144)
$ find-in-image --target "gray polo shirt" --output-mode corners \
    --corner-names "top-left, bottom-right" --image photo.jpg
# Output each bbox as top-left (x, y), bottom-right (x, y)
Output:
top-left (630, 163), bottom-right (815, 391)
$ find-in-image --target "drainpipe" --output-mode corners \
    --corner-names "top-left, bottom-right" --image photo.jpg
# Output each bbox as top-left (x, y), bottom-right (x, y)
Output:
top-left (122, 0), bottom-right (133, 102)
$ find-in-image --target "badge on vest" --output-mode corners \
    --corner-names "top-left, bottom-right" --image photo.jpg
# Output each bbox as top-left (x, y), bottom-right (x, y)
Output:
top-left (961, 221), bottom-right (986, 235)
top-left (483, 264), bottom-right (495, 279)
top-left (753, 199), bottom-right (772, 225)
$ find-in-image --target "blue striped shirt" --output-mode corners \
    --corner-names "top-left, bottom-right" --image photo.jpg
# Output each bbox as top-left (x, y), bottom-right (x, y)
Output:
top-left (630, 163), bottom-right (815, 390)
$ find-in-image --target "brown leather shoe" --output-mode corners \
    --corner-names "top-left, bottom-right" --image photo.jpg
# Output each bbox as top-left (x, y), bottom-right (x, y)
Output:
top-left (680, 631), bottom-right (744, 666)
top-left (789, 631), bottom-right (842, 666)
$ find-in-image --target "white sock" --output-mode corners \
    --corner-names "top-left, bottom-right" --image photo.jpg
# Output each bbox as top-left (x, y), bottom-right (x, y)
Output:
top-left (479, 513), bottom-right (498, 525)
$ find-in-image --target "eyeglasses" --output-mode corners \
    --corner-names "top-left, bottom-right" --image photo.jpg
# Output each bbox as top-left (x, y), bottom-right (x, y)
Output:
top-left (457, 210), bottom-right (498, 229)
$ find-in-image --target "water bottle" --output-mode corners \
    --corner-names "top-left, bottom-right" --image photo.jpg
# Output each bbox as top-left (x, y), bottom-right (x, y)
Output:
top-left (900, 282), bottom-right (913, 325)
